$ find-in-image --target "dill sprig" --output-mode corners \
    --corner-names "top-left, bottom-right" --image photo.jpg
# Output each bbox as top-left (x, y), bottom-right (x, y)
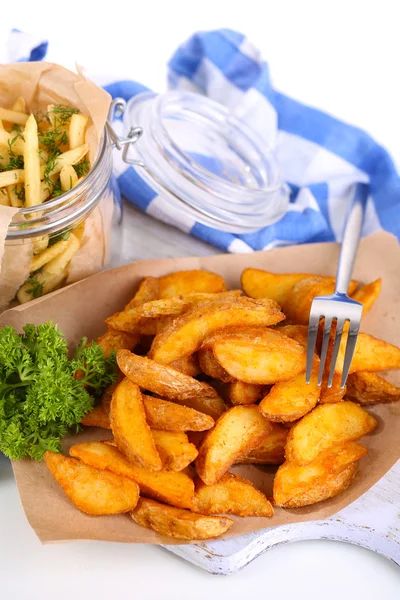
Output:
top-left (49, 104), bottom-right (80, 126)
top-left (73, 158), bottom-right (90, 178)
top-left (49, 230), bottom-right (71, 246)
top-left (0, 138), bottom-right (25, 172)
top-left (25, 274), bottom-right (44, 299)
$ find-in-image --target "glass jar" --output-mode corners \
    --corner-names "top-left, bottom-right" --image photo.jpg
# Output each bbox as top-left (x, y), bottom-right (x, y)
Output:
top-left (122, 90), bottom-right (289, 234)
top-left (1, 126), bottom-right (122, 310)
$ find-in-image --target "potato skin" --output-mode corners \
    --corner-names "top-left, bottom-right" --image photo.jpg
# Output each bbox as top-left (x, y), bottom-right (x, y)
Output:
top-left (159, 270), bottom-right (227, 298)
top-left (142, 395), bottom-right (215, 432)
top-left (346, 371), bottom-right (400, 405)
top-left (131, 497), bottom-right (233, 540)
top-left (81, 405), bottom-right (111, 429)
top-left (44, 451), bottom-right (139, 515)
top-left (234, 423), bottom-right (288, 465)
top-left (193, 473), bottom-right (273, 517)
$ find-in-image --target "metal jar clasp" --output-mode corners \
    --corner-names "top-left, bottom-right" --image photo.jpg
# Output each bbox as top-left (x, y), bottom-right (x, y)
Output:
top-left (106, 97), bottom-right (144, 167)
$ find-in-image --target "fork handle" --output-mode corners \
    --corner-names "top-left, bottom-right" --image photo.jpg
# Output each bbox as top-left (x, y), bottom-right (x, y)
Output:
top-left (335, 183), bottom-right (368, 295)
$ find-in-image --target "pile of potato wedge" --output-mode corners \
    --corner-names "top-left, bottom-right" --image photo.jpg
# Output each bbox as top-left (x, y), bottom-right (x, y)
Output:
top-left (44, 268), bottom-right (400, 540)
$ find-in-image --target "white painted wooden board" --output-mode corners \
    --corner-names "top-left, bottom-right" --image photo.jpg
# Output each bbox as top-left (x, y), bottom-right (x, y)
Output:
top-left (115, 203), bottom-right (400, 574)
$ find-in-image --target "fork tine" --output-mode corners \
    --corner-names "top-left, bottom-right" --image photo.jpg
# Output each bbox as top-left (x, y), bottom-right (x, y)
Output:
top-left (318, 317), bottom-right (333, 385)
top-left (341, 322), bottom-right (360, 387)
top-left (327, 318), bottom-right (345, 388)
top-left (306, 313), bottom-right (320, 384)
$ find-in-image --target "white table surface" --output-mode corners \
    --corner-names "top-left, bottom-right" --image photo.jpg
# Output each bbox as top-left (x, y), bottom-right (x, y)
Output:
top-left (1, 1), bottom-right (400, 597)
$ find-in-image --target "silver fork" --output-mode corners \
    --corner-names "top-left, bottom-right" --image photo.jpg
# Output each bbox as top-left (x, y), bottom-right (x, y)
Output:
top-left (306, 184), bottom-right (368, 388)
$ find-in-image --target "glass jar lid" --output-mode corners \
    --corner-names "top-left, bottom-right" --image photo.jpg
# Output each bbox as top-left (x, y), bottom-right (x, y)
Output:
top-left (124, 91), bottom-right (288, 233)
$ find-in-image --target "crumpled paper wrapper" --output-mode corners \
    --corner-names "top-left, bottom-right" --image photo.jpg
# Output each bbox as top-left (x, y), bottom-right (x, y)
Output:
top-left (0, 62), bottom-right (111, 311)
top-left (1, 231), bottom-right (399, 545)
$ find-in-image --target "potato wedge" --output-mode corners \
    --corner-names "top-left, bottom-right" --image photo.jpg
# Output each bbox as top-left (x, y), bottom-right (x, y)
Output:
top-left (149, 297), bottom-right (284, 364)
top-left (346, 371), bottom-right (400, 405)
top-left (319, 372), bottom-right (347, 404)
top-left (142, 395), bottom-right (214, 432)
top-left (124, 276), bottom-right (160, 310)
top-left (169, 354), bottom-right (201, 377)
top-left (110, 378), bottom-right (162, 470)
top-left (198, 348), bottom-right (234, 383)
top-left (131, 497), bottom-right (233, 540)
top-left (152, 430), bottom-right (198, 471)
top-left (159, 270), bottom-right (227, 298)
top-left (276, 324), bottom-right (308, 348)
top-left (117, 350), bottom-right (222, 404)
top-left (335, 332), bottom-right (400, 374)
top-left (351, 278), bottom-right (382, 315)
top-left (229, 381), bottom-right (265, 405)
top-left (241, 268), bottom-right (315, 306)
top-left (196, 405), bottom-right (273, 485)
top-left (273, 442), bottom-right (366, 507)
top-left (285, 401), bottom-right (377, 464)
top-left (44, 451), bottom-right (139, 515)
top-left (209, 327), bottom-right (306, 384)
top-left (259, 363), bottom-right (320, 422)
top-left (193, 473), bottom-right (273, 517)
top-left (69, 442), bottom-right (194, 509)
top-left (81, 405), bottom-right (111, 429)
top-left (235, 423), bottom-right (288, 464)
top-left (97, 329), bottom-right (140, 358)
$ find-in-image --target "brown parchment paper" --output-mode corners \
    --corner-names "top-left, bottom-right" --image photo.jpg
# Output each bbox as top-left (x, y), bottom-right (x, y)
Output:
top-left (0, 62), bottom-right (111, 309)
top-left (1, 231), bottom-right (400, 546)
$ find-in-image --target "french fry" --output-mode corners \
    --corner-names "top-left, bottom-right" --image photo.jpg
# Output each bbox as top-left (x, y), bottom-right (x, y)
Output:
top-left (23, 115), bottom-right (41, 207)
top-left (0, 129), bottom-right (24, 154)
top-left (81, 405), bottom-right (111, 429)
top-left (196, 405), bottom-right (273, 485)
top-left (285, 401), bottom-right (377, 464)
top-left (97, 329), bottom-right (140, 358)
top-left (44, 451), bottom-right (139, 515)
top-left (117, 350), bottom-right (222, 403)
top-left (45, 144), bottom-right (89, 178)
top-left (32, 235), bottom-right (49, 255)
top-left (346, 371), bottom-right (400, 405)
top-left (229, 380), bottom-right (265, 405)
top-left (69, 113), bottom-right (89, 150)
top-left (60, 164), bottom-right (78, 191)
top-left (351, 278), bottom-right (382, 315)
top-left (198, 348), bottom-right (234, 383)
top-left (0, 188), bottom-right (10, 205)
top-left (259, 362), bottom-right (320, 422)
top-left (131, 497), bottom-right (233, 540)
top-left (159, 270), bottom-right (227, 297)
top-left (208, 327), bottom-right (306, 384)
top-left (11, 96), bottom-right (26, 113)
top-left (194, 473), bottom-right (274, 517)
top-left (110, 378), bottom-right (162, 471)
top-left (234, 423), bottom-right (288, 464)
top-left (150, 297), bottom-right (284, 364)
top-left (30, 238), bottom-right (71, 272)
top-left (0, 107), bottom-right (28, 126)
top-left (6, 183), bottom-right (24, 207)
top-left (142, 395), bottom-right (215, 432)
top-left (16, 268), bottom-right (67, 304)
top-left (0, 169), bottom-right (24, 187)
top-left (151, 430), bottom-right (198, 471)
top-left (273, 442), bottom-right (366, 508)
top-left (42, 233), bottom-right (80, 275)
top-left (69, 441), bottom-right (194, 509)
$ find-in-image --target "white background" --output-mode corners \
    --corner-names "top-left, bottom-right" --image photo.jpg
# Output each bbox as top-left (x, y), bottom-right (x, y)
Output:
top-left (1, 1), bottom-right (399, 598)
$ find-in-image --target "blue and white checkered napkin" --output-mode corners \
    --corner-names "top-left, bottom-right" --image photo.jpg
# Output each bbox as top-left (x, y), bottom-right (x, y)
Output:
top-left (9, 29), bottom-right (400, 253)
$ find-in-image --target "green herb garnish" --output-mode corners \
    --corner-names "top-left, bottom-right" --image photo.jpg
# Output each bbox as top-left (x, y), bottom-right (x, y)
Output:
top-left (48, 230), bottom-right (71, 246)
top-left (49, 104), bottom-right (80, 125)
top-left (73, 158), bottom-right (90, 178)
top-left (25, 274), bottom-right (44, 298)
top-left (0, 323), bottom-right (117, 461)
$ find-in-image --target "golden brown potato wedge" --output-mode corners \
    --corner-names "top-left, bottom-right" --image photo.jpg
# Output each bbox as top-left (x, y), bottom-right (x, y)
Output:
top-left (124, 276), bottom-right (160, 310)
top-left (193, 473), bottom-right (273, 517)
top-left (110, 378), bottom-right (162, 471)
top-left (159, 270), bottom-right (227, 298)
top-left (151, 430), bottom-right (198, 471)
top-left (97, 329), bottom-right (140, 358)
top-left (198, 348), bottom-right (234, 383)
top-left (196, 405), bottom-right (273, 485)
top-left (81, 405), bottom-right (111, 429)
top-left (229, 380), bottom-right (266, 405)
top-left (117, 350), bottom-right (224, 415)
top-left (169, 354), bottom-right (201, 377)
top-left (285, 401), bottom-right (377, 464)
top-left (209, 327), bottom-right (306, 384)
top-left (259, 363), bottom-right (320, 422)
top-left (241, 268), bottom-right (315, 306)
top-left (69, 442), bottom-right (194, 509)
top-left (273, 442), bottom-right (366, 507)
top-left (44, 451), bottom-right (139, 515)
top-left (335, 332), bottom-right (400, 374)
top-left (351, 278), bottom-right (382, 315)
top-left (142, 395), bottom-right (215, 431)
top-left (235, 423), bottom-right (288, 464)
top-left (149, 297), bottom-right (284, 364)
top-left (131, 497), bottom-right (233, 540)
top-left (346, 372), bottom-right (400, 405)
top-left (319, 373), bottom-right (347, 404)
top-left (275, 324), bottom-right (308, 348)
